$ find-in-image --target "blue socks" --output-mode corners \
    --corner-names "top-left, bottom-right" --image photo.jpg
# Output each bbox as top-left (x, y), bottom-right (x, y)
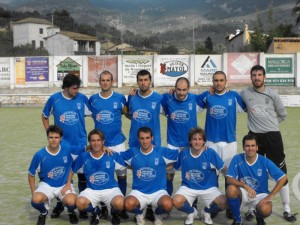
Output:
top-left (204, 203), bottom-right (223, 214)
top-left (178, 201), bottom-right (194, 214)
top-left (227, 198), bottom-right (242, 222)
top-left (31, 201), bottom-right (47, 214)
top-left (167, 179), bottom-right (173, 196)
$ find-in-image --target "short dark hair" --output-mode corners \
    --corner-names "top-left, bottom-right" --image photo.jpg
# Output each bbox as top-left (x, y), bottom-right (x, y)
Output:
top-left (88, 129), bottom-right (105, 142)
top-left (242, 133), bottom-right (258, 146)
top-left (250, 65), bottom-right (266, 76)
top-left (188, 127), bottom-right (206, 142)
top-left (137, 69), bottom-right (152, 81)
top-left (175, 77), bottom-right (190, 88)
top-left (47, 125), bottom-right (63, 137)
top-left (138, 126), bottom-right (153, 138)
top-left (99, 70), bottom-right (113, 81)
top-left (212, 71), bottom-right (227, 80)
top-left (62, 74), bottom-right (81, 89)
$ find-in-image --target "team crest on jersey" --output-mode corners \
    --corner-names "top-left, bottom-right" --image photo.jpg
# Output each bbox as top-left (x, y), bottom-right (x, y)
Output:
top-left (152, 102), bottom-right (157, 109)
top-left (154, 158), bottom-right (159, 165)
top-left (113, 102), bottom-right (118, 109)
top-left (265, 97), bottom-right (269, 104)
top-left (63, 156), bottom-right (68, 163)
top-left (202, 162), bottom-right (207, 170)
top-left (257, 169), bottom-right (262, 176)
top-left (228, 99), bottom-right (232, 106)
top-left (188, 103), bottom-right (192, 110)
top-left (77, 103), bottom-right (81, 110)
top-left (106, 161), bottom-right (110, 168)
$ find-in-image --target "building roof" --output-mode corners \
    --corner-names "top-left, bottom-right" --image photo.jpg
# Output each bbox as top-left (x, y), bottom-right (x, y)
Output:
top-left (59, 31), bottom-right (97, 41)
top-left (273, 37), bottom-right (300, 42)
top-left (12, 17), bottom-right (53, 26)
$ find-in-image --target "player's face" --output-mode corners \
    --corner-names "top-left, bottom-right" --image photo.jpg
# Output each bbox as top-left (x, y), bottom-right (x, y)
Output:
top-left (89, 134), bottom-right (104, 152)
top-left (137, 74), bottom-right (151, 93)
top-left (243, 139), bottom-right (258, 157)
top-left (65, 85), bottom-right (79, 98)
top-left (138, 131), bottom-right (153, 151)
top-left (213, 73), bottom-right (226, 93)
top-left (175, 80), bottom-right (189, 101)
top-left (190, 133), bottom-right (205, 151)
top-left (47, 132), bottom-right (62, 149)
top-left (251, 69), bottom-right (265, 88)
top-left (99, 74), bottom-right (112, 92)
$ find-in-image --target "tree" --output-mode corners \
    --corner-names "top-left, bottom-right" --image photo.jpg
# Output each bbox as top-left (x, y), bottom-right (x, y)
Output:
top-left (250, 14), bottom-right (267, 52)
top-left (293, 0), bottom-right (300, 25)
top-left (204, 36), bottom-right (213, 53)
top-left (160, 45), bottom-right (178, 54)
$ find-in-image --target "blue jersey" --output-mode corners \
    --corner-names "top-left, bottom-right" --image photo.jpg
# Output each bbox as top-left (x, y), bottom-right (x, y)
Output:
top-left (72, 152), bottom-right (126, 190)
top-left (89, 92), bottom-right (126, 146)
top-left (227, 153), bottom-right (285, 194)
top-left (198, 90), bottom-right (246, 143)
top-left (127, 91), bottom-right (163, 148)
top-left (121, 146), bottom-right (178, 194)
top-left (42, 92), bottom-right (91, 146)
top-left (28, 144), bottom-right (83, 187)
top-left (174, 148), bottom-right (225, 190)
top-left (162, 93), bottom-right (201, 147)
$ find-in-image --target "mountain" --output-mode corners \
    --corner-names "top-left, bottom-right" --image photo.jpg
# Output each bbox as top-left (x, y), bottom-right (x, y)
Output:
top-left (0, 0), bottom-right (298, 46)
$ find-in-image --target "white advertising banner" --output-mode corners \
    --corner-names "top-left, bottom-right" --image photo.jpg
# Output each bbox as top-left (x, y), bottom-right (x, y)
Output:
top-left (194, 55), bottom-right (222, 86)
top-left (122, 56), bottom-right (153, 86)
top-left (0, 57), bottom-right (10, 86)
top-left (154, 55), bottom-right (190, 87)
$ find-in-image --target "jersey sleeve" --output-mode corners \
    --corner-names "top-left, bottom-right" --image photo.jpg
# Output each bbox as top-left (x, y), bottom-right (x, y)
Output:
top-left (266, 158), bottom-right (286, 182)
top-left (28, 152), bottom-right (41, 176)
top-left (72, 153), bottom-right (85, 173)
top-left (113, 152), bottom-right (127, 169)
top-left (209, 149), bottom-right (225, 171)
top-left (42, 95), bottom-right (54, 118)
top-left (162, 147), bottom-right (179, 164)
top-left (234, 91), bottom-right (247, 112)
top-left (83, 95), bottom-right (92, 116)
top-left (226, 155), bottom-right (240, 179)
top-left (173, 150), bottom-right (183, 170)
top-left (197, 91), bottom-right (207, 109)
top-left (120, 148), bottom-right (134, 166)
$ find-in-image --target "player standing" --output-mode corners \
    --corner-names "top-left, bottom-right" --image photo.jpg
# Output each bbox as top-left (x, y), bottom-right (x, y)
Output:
top-left (240, 65), bottom-right (296, 222)
top-left (42, 74), bottom-right (91, 219)
top-left (89, 70), bottom-right (128, 219)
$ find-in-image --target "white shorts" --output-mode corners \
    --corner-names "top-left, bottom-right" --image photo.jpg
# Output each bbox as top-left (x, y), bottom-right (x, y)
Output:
top-left (128, 189), bottom-right (169, 210)
top-left (78, 187), bottom-right (123, 208)
top-left (35, 182), bottom-right (76, 210)
top-left (206, 141), bottom-right (237, 167)
top-left (167, 144), bottom-right (186, 174)
top-left (107, 142), bottom-right (127, 176)
top-left (175, 186), bottom-right (223, 208)
top-left (240, 188), bottom-right (269, 209)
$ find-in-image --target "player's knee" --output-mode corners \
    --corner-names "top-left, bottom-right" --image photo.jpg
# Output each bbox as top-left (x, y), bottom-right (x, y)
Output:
top-left (214, 195), bottom-right (227, 210)
top-left (63, 194), bottom-right (76, 206)
top-left (172, 196), bottom-right (184, 209)
top-left (160, 197), bottom-right (173, 211)
top-left (76, 197), bottom-right (88, 210)
top-left (226, 185), bottom-right (239, 198)
top-left (112, 196), bottom-right (125, 210)
top-left (124, 197), bottom-right (137, 211)
top-left (32, 193), bottom-right (46, 204)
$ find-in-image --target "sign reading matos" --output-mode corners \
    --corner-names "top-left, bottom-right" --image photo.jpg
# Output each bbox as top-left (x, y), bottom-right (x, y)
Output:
top-left (154, 55), bottom-right (190, 87)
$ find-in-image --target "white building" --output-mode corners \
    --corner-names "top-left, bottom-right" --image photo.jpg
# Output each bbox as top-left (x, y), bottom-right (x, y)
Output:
top-left (11, 17), bottom-right (100, 56)
top-left (45, 31), bottom-right (100, 56)
top-left (11, 18), bottom-right (59, 49)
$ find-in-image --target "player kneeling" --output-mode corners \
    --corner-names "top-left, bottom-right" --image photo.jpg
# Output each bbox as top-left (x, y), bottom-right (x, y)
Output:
top-left (173, 127), bottom-right (227, 225)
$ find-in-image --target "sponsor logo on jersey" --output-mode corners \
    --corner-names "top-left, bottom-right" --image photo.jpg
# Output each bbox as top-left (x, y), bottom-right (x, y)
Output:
top-left (137, 167), bottom-right (156, 181)
top-left (48, 166), bottom-right (65, 180)
top-left (209, 105), bottom-right (228, 119)
top-left (89, 172), bottom-right (109, 185)
top-left (133, 109), bottom-right (152, 123)
top-left (185, 169), bottom-right (204, 183)
top-left (60, 111), bottom-right (79, 125)
top-left (250, 105), bottom-right (268, 118)
top-left (171, 110), bottom-right (190, 123)
top-left (96, 110), bottom-right (114, 124)
top-left (243, 176), bottom-right (260, 189)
